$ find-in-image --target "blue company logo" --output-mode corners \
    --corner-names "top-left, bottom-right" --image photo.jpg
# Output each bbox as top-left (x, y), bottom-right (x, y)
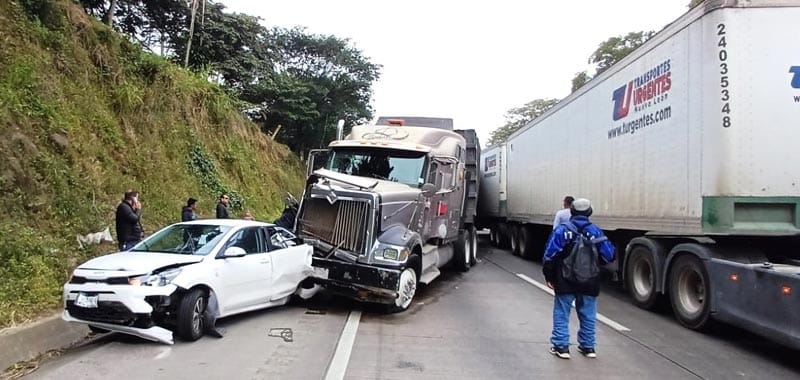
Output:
top-left (791, 66), bottom-right (800, 89)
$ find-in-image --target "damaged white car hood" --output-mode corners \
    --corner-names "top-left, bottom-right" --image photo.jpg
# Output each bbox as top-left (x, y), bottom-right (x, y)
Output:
top-left (76, 252), bottom-right (203, 277)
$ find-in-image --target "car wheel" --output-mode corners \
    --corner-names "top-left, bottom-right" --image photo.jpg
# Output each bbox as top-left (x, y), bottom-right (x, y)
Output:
top-left (176, 288), bottom-right (207, 341)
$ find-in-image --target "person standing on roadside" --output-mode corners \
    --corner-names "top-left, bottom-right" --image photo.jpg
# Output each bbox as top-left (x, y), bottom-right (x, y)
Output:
top-left (553, 195), bottom-right (574, 230)
top-left (115, 190), bottom-right (144, 251)
top-left (216, 194), bottom-right (230, 219)
top-left (182, 198), bottom-right (198, 222)
top-left (543, 198), bottom-right (615, 359)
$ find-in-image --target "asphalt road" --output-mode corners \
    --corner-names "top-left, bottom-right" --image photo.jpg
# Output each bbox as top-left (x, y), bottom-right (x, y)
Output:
top-left (28, 237), bottom-right (800, 379)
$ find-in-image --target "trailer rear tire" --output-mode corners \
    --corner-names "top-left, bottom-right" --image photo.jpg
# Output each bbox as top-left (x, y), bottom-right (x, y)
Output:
top-left (509, 225), bottom-right (520, 256)
top-left (490, 228), bottom-right (499, 247)
top-left (669, 254), bottom-right (711, 330)
top-left (518, 225), bottom-right (534, 259)
top-left (626, 245), bottom-right (661, 310)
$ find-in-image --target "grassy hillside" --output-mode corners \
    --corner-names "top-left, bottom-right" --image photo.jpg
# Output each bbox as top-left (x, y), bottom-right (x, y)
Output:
top-left (0, 0), bottom-right (305, 327)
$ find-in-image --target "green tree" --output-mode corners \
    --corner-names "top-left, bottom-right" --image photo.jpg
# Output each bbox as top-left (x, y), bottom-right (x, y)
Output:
top-left (589, 31), bottom-right (655, 75)
top-left (488, 98), bottom-right (559, 145)
top-left (571, 71), bottom-right (592, 93)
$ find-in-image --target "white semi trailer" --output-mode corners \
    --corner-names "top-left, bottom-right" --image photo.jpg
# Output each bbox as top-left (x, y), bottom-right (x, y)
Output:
top-left (477, 0), bottom-right (800, 349)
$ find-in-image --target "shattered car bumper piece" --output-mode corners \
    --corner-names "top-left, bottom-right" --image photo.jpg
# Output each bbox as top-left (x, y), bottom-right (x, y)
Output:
top-left (62, 282), bottom-right (178, 345)
top-left (311, 256), bottom-right (401, 304)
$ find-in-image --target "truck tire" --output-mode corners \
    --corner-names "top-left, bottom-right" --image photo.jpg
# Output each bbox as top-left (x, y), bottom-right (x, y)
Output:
top-left (490, 228), bottom-right (499, 247)
top-left (499, 223), bottom-right (511, 249)
top-left (668, 254), bottom-right (711, 330)
top-left (518, 225), bottom-right (534, 259)
top-left (388, 259), bottom-right (419, 313)
top-left (626, 245), bottom-right (661, 310)
top-left (454, 228), bottom-right (472, 272)
top-left (176, 288), bottom-right (207, 341)
top-left (469, 225), bottom-right (478, 265)
top-left (509, 225), bottom-right (520, 256)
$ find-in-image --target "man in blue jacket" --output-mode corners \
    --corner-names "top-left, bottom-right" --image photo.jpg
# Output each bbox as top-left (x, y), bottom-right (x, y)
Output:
top-left (543, 198), bottom-right (615, 359)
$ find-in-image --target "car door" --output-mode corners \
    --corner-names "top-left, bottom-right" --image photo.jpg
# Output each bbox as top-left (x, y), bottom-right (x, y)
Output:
top-left (265, 226), bottom-right (311, 300)
top-left (215, 227), bottom-right (271, 312)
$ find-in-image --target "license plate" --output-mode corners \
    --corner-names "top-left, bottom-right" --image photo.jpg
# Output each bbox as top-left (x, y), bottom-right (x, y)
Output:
top-left (75, 293), bottom-right (98, 308)
top-left (313, 267), bottom-right (329, 280)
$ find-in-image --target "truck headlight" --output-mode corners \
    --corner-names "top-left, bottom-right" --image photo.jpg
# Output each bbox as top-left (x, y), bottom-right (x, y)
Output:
top-left (381, 247), bottom-right (409, 261)
top-left (129, 268), bottom-right (182, 286)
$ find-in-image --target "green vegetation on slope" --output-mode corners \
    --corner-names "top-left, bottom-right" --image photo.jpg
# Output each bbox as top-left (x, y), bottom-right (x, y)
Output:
top-left (0, 0), bottom-right (304, 327)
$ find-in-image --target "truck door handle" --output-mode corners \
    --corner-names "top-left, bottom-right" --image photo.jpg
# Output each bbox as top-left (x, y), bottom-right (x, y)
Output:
top-left (260, 259), bottom-right (271, 264)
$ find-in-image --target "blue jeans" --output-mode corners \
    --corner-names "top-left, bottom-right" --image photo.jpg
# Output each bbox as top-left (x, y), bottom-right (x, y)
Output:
top-left (551, 294), bottom-right (597, 349)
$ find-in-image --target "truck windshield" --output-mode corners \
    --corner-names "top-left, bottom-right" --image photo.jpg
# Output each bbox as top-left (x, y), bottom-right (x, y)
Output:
top-left (327, 148), bottom-right (426, 186)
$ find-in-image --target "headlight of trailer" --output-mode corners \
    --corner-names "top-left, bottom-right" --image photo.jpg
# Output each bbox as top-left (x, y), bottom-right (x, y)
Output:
top-left (129, 268), bottom-right (182, 286)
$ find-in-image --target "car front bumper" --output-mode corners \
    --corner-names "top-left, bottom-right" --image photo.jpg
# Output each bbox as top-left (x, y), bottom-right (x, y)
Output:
top-left (62, 282), bottom-right (178, 344)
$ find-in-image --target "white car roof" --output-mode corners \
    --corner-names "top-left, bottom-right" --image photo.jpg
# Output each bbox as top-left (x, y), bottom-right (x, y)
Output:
top-left (177, 219), bottom-right (277, 228)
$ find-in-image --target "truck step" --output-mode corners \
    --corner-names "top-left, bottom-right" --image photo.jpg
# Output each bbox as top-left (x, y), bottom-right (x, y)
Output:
top-left (419, 266), bottom-right (441, 285)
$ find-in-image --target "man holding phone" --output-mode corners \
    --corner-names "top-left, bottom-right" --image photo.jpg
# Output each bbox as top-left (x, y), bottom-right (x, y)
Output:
top-left (115, 190), bottom-right (144, 251)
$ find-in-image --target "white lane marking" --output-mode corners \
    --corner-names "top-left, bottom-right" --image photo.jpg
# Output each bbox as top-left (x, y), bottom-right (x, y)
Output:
top-left (325, 310), bottom-right (362, 380)
top-left (516, 273), bottom-right (630, 332)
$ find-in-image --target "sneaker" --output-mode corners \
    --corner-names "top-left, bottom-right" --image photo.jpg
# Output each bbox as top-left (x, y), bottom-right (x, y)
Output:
top-left (549, 345), bottom-right (570, 359)
top-left (577, 346), bottom-right (596, 358)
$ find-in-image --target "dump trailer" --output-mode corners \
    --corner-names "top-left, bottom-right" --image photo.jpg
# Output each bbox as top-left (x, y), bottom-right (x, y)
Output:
top-left (298, 117), bottom-right (480, 312)
top-left (477, 0), bottom-right (800, 349)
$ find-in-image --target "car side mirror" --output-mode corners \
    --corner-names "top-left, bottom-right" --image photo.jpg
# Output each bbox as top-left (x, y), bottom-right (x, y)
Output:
top-left (223, 247), bottom-right (247, 258)
top-left (421, 183), bottom-right (436, 197)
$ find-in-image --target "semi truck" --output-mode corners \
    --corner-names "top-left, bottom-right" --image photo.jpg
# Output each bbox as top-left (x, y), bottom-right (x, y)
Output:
top-left (298, 117), bottom-right (480, 312)
top-left (477, 0), bottom-right (800, 349)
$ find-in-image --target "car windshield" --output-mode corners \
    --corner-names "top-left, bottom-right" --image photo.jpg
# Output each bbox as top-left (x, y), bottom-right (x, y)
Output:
top-left (130, 224), bottom-right (231, 255)
top-left (326, 148), bottom-right (427, 186)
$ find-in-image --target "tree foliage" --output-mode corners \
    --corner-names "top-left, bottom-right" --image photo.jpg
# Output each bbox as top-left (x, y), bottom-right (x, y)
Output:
top-left (589, 31), bottom-right (655, 75)
top-left (78, 0), bottom-right (381, 156)
top-left (488, 98), bottom-right (559, 146)
top-left (571, 71), bottom-right (592, 93)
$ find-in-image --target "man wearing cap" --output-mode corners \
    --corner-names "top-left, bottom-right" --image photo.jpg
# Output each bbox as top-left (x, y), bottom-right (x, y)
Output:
top-left (181, 198), bottom-right (198, 222)
top-left (543, 198), bottom-right (615, 359)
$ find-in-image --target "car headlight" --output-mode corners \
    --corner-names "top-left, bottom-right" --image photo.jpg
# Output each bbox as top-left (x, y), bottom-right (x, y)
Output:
top-left (129, 268), bottom-right (182, 286)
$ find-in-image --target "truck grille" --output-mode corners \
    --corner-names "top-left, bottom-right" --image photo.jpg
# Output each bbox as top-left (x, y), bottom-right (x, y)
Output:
top-left (300, 198), bottom-right (371, 255)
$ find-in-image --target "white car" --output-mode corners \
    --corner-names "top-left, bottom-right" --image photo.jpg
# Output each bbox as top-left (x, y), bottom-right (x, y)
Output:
top-left (62, 219), bottom-right (316, 344)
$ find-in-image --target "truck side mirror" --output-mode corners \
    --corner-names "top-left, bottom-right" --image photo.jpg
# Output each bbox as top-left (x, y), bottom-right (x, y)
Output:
top-left (307, 149), bottom-right (330, 177)
top-left (421, 183), bottom-right (436, 197)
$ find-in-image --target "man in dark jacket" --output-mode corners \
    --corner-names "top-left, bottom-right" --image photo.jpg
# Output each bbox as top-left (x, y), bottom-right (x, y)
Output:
top-left (216, 194), bottom-right (229, 219)
top-left (115, 190), bottom-right (143, 251)
top-left (181, 198), bottom-right (198, 222)
top-left (543, 198), bottom-right (615, 359)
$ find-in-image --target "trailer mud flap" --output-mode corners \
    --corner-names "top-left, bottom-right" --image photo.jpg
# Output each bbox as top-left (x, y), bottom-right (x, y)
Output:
top-left (311, 257), bottom-right (401, 304)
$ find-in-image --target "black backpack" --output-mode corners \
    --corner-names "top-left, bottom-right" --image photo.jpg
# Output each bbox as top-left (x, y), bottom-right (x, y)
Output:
top-left (561, 222), bottom-right (605, 285)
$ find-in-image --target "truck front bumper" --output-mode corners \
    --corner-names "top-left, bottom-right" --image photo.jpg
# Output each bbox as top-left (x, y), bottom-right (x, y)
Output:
top-left (311, 256), bottom-right (401, 304)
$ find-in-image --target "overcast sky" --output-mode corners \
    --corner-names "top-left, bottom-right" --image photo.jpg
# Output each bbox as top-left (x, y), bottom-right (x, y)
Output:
top-left (222, 0), bottom-right (691, 145)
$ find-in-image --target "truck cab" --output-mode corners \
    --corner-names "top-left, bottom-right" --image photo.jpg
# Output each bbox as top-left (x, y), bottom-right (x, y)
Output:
top-left (297, 117), bottom-right (480, 311)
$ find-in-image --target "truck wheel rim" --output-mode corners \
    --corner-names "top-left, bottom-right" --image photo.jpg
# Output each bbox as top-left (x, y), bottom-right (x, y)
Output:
top-left (396, 269), bottom-right (417, 309)
top-left (632, 257), bottom-right (653, 298)
top-left (464, 238), bottom-right (471, 264)
top-left (678, 268), bottom-right (704, 315)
